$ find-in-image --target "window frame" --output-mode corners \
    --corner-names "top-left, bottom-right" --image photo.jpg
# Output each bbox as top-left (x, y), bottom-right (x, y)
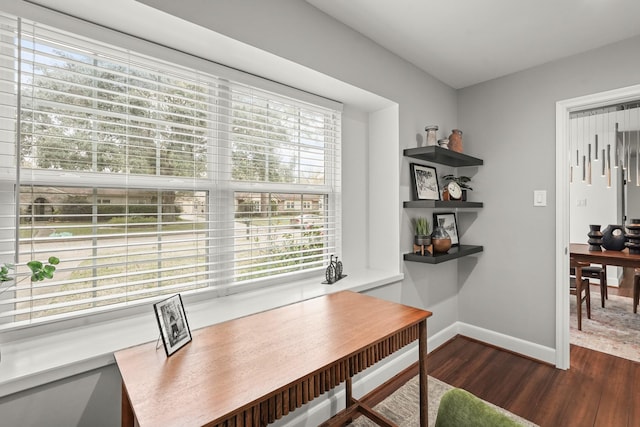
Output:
top-left (0, 13), bottom-right (342, 330)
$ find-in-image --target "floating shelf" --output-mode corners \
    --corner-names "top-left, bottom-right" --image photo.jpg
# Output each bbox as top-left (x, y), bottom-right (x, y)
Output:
top-left (403, 146), bottom-right (483, 167)
top-left (403, 245), bottom-right (484, 264)
top-left (403, 200), bottom-right (483, 209)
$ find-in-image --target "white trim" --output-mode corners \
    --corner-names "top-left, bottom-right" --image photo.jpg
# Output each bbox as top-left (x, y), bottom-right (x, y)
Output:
top-left (555, 84), bottom-right (640, 370)
top-left (457, 322), bottom-right (556, 365)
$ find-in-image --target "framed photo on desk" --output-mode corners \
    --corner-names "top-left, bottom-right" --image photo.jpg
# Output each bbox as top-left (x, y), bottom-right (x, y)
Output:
top-left (154, 294), bottom-right (192, 356)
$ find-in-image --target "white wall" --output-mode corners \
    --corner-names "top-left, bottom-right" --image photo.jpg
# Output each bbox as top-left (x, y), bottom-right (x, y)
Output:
top-left (457, 34), bottom-right (640, 348)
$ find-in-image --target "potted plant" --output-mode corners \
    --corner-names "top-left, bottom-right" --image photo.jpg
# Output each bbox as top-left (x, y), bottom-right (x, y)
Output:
top-left (441, 174), bottom-right (473, 201)
top-left (413, 217), bottom-right (431, 246)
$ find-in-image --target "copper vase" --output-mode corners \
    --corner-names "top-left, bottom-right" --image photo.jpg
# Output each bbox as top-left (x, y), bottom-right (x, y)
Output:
top-left (448, 129), bottom-right (463, 153)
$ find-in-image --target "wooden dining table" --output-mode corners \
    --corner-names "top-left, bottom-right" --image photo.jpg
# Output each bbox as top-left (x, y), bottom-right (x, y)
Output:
top-left (569, 243), bottom-right (640, 269)
top-left (570, 243), bottom-right (640, 314)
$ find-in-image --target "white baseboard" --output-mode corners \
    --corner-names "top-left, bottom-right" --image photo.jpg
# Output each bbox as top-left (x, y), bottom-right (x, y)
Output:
top-left (276, 321), bottom-right (555, 426)
top-left (457, 322), bottom-right (556, 365)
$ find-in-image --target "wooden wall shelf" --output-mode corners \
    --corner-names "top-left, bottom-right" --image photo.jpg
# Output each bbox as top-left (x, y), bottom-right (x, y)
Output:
top-left (403, 145), bottom-right (484, 263)
top-left (403, 146), bottom-right (483, 167)
top-left (403, 245), bottom-right (484, 264)
top-left (403, 200), bottom-right (483, 209)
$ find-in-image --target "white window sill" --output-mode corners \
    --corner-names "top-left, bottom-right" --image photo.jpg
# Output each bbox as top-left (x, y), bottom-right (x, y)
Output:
top-left (0, 269), bottom-right (403, 397)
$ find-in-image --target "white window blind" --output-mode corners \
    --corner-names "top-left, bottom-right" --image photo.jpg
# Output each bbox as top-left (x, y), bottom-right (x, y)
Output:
top-left (0, 14), bottom-right (341, 328)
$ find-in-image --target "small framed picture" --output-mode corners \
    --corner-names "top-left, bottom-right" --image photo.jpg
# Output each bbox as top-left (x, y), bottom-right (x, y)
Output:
top-left (410, 163), bottom-right (440, 201)
top-left (434, 213), bottom-right (459, 246)
top-left (153, 294), bottom-right (192, 357)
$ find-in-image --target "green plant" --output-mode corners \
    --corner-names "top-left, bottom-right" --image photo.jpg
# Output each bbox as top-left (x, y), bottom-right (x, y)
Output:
top-left (414, 217), bottom-right (430, 236)
top-left (0, 256), bottom-right (60, 283)
top-left (441, 174), bottom-right (473, 190)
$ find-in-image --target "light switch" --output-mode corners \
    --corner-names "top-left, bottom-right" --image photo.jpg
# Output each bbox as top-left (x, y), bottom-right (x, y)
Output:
top-left (534, 190), bottom-right (547, 207)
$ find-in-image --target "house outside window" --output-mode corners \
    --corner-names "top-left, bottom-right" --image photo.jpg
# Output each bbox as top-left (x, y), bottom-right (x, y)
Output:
top-left (0, 13), bottom-right (341, 328)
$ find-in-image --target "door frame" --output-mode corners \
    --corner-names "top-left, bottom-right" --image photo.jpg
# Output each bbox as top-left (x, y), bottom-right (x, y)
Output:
top-left (555, 83), bottom-right (640, 369)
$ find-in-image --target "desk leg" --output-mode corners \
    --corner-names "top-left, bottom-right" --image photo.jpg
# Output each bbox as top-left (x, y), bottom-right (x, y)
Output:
top-left (345, 376), bottom-right (353, 423)
top-left (419, 320), bottom-right (427, 427)
top-left (121, 382), bottom-right (135, 427)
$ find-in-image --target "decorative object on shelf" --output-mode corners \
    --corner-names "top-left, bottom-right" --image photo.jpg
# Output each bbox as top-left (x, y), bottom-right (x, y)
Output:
top-left (323, 254), bottom-right (345, 284)
top-left (587, 224), bottom-right (603, 251)
top-left (410, 163), bottom-right (440, 201)
top-left (601, 224), bottom-right (626, 251)
top-left (153, 294), bottom-right (192, 357)
top-left (441, 174), bottom-right (472, 201)
top-left (625, 219), bottom-right (640, 254)
top-left (413, 217), bottom-right (432, 256)
top-left (434, 213), bottom-right (459, 246)
top-left (437, 138), bottom-right (449, 149)
top-left (442, 180), bottom-right (462, 201)
top-left (431, 217), bottom-right (452, 253)
top-left (424, 125), bottom-right (439, 147)
top-left (448, 129), bottom-right (463, 153)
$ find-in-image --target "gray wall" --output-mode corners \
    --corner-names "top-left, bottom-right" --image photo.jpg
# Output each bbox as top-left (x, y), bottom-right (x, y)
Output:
top-left (0, 365), bottom-right (121, 427)
top-left (457, 35), bottom-right (640, 347)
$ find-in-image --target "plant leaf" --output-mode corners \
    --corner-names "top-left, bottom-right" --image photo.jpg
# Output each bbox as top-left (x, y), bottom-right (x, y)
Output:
top-left (27, 260), bottom-right (43, 273)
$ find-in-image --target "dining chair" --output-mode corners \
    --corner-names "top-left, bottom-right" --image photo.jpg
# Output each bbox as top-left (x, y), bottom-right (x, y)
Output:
top-left (570, 264), bottom-right (607, 307)
top-left (633, 270), bottom-right (640, 314)
top-left (570, 260), bottom-right (591, 330)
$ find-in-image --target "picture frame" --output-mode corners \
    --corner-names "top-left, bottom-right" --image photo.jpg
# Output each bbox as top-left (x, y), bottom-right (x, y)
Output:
top-left (153, 294), bottom-right (192, 357)
top-left (433, 212), bottom-right (459, 246)
top-left (410, 163), bottom-right (440, 201)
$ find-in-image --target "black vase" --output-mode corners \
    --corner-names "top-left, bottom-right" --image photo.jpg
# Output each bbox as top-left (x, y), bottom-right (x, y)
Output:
top-left (587, 224), bottom-right (603, 251)
top-left (601, 224), bottom-right (626, 251)
top-left (625, 219), bottom-right (640, 254)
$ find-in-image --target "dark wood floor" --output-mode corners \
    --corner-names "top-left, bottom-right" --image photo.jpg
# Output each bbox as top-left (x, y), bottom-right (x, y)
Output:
top-left (354, 287), bottom-right (638, 426)
top-left (355, 331), bottom-right (639, 426)
top-left (424, 336), bottom-right (640, 427)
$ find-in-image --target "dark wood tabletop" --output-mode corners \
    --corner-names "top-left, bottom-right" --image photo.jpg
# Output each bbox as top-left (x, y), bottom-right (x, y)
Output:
top-left (115, 290), bottom-right (432, 427)
top-left (570, 243), bottom-right (640, 268)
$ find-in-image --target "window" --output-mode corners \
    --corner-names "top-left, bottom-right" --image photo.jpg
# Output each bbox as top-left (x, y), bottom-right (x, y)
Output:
top-left (0, 14), bottom-right (341, 327)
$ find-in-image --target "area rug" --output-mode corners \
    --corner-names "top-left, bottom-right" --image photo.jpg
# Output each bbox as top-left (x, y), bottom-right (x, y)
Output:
top-left (350, 375), bottom-right (537, 426)
top-left (570, 290), bottom-right (640, 363)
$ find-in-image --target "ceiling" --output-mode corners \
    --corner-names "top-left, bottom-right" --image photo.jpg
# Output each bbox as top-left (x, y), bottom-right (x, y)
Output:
top-left (305, 0), bottom-right (640, 89)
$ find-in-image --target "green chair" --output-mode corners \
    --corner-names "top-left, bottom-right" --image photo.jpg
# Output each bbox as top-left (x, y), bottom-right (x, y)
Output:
top-left (435, 388), bottom-right (524, 427)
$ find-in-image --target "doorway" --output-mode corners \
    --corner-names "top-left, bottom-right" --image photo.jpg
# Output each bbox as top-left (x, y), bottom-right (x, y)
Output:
top-left (556, 83), bottom-right (640, 369)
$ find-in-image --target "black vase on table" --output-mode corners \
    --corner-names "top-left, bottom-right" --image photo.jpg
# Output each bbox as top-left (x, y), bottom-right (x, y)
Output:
top-left (625, 219), bottom-right (640, 254)
top-left (587, 224), bottom-right (603, 251)
top-left (601, 224), bottom-right (626, 251)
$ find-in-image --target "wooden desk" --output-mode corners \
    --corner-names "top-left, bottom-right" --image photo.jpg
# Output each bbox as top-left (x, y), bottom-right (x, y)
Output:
top-left (115, 291), bottom-right (432, 427)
